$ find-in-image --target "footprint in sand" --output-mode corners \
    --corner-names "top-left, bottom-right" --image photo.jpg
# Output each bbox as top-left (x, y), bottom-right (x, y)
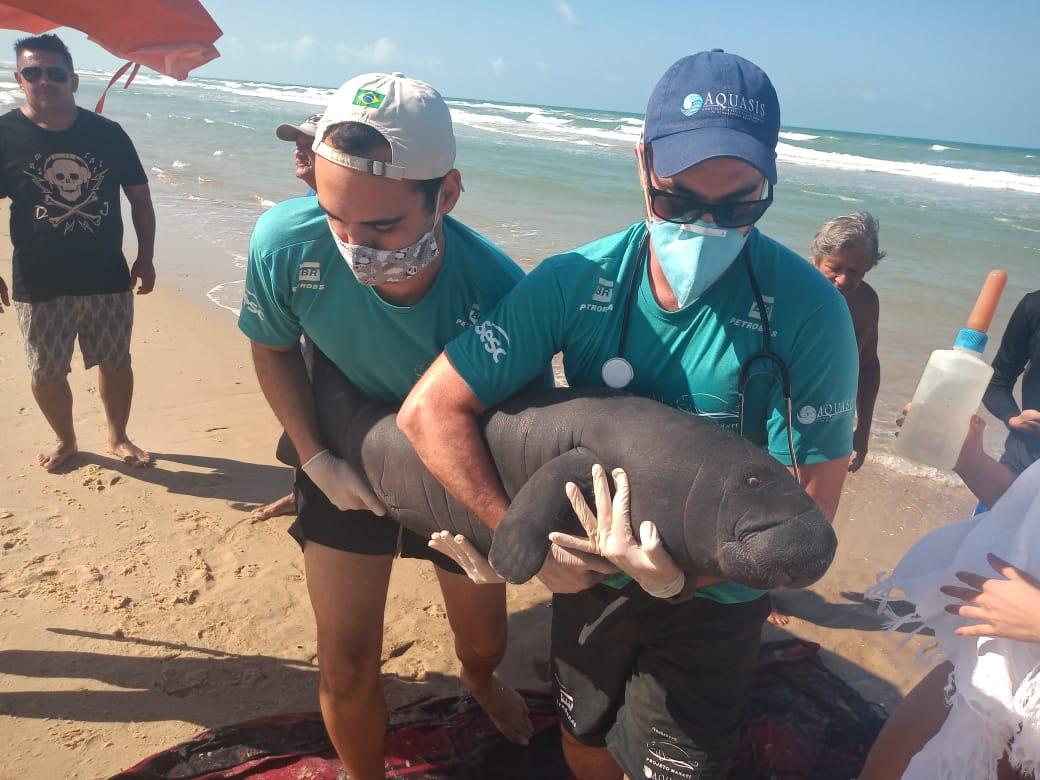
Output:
top-left (1, 525), bottom-right (26, 551)
top-left (234, 563), bottom-right (260, 578)
top-left (82, 464), bottom-right (122, 492)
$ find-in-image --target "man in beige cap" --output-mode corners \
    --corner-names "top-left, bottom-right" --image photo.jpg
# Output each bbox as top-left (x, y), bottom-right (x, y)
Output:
top-left (240, 73), bottom-right (534, 778)
top-left (275, 112), bottom-right (321, 192)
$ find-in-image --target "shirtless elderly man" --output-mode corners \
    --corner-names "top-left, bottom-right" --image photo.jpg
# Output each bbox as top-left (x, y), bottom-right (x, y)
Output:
top-left (811, 211), bottom-right (884, 473)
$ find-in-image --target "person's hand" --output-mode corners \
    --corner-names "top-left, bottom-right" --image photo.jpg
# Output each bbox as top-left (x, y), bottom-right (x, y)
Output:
top-left (1009, 409), bottom-right (1040, 436)
top-left (848, 448), bottom-right (867, 473)
top-left (429, 531), bottom-right (504, 585)
top-left (940, 553), bottom-right (1040, 644)
top-left (534, 542), bottom-right (617, 594)
top-left (551, 464), bottom-right (685, 598)
top-left (130, 257), bottom-right (156, 295)
top-left (0, 275), bottom-right (9, 313)
top-left (301, 449), bottom-right (386, 515)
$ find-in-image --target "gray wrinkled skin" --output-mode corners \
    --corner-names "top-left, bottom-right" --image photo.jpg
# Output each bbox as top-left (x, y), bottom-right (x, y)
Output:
top-left (310, 348), bottom-right (836, 588)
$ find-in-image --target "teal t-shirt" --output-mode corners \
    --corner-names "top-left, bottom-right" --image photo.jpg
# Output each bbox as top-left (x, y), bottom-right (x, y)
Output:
top-left (446, 222), bottom-right (859, 603)
top-left (239, 196), bottom-right (524, 403)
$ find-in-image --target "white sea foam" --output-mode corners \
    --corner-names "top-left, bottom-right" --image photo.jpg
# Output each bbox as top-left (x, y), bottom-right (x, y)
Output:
top-left (213, 150), bottom-right (224, 157)
top-left (871, 452), bottom-right (964, 487)
top-left (779, 132), bottom-right (820, 142)
top-left (171, 160), bottom-right (190, 168)
top-left (254, 195), bottom-right (276, 209)
top-left (776, 142), bottom-right (1040, 195)
top-left (203, 118), bottom-right (215, 124)
top-left (206, 281), bottom-right (243, 316)
top-left (929, 144), bottom-right (956, 151)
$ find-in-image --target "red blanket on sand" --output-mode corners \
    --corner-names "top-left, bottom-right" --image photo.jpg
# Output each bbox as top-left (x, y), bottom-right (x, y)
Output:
top-left (113, 640), bottom-right (886, 780)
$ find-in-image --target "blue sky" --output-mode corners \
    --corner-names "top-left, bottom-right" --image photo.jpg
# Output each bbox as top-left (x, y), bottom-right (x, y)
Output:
top-left (3, 0), bottom-right (1038, 148)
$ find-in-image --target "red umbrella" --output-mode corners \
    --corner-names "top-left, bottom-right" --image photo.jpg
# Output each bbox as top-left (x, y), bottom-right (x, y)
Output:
top-left (0, 0), bottom-right (222, 109)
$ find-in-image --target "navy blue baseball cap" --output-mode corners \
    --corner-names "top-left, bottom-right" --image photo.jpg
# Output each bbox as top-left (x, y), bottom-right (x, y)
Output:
top-left (644, 50), bottom-right (780, 183)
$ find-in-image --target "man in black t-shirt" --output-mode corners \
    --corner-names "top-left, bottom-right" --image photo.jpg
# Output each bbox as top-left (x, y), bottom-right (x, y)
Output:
top-left (983, 289), bottom-right (1040, 475)
top-left (0, 34), bottom-right (156, 471)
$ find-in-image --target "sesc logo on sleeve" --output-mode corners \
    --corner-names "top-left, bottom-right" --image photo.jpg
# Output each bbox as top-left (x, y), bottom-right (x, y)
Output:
top-left (474, 320), bottom-right (510, 364)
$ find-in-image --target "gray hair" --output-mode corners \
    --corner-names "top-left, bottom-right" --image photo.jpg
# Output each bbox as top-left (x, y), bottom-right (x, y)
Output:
top-left (810, 211), bottom-right (886, 268)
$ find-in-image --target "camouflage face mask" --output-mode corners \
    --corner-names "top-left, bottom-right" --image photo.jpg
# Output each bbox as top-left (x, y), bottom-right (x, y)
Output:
top-left (329, 199), bottom-right (441, 286)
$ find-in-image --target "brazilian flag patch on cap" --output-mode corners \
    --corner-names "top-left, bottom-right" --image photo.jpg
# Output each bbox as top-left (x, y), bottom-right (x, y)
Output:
top-left (353, 89), bottom-right (386, 109)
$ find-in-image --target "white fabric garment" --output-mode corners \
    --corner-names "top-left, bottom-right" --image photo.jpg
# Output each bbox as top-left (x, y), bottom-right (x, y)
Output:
top-left (866, 459), bottom-right (1040, 779)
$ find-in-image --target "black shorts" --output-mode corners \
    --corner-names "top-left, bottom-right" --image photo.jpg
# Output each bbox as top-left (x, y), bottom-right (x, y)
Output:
top-left (288, 470), bottom-right (463, 575)
top-left (550, 583), bottom-right (770, 780)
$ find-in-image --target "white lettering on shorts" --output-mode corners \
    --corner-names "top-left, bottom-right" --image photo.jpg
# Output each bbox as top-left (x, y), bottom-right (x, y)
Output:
top-left (642, 728), bottom-right (701, 780)
top-left (797, 398), bottom-right (854, 425)
top-left (474, 320), bottom-right (510, 363)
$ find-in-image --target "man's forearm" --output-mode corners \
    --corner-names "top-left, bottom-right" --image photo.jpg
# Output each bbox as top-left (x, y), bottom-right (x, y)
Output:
top-left (399, 402), bottom-right (510, 531)
top-left (954, 450), bottom-right (1016, 508)
top-left (130, 200), bottom-right (156, 262)
top-left (251, 341), bottom-right (324, 463)
top-left (982, 382), bottom-right (1021, 426)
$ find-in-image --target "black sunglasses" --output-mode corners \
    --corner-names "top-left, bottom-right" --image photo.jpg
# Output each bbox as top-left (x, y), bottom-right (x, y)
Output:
top-left (19, 66), bottom-right (70, 84)
top-left (648, 180), bottom-right (773, 229)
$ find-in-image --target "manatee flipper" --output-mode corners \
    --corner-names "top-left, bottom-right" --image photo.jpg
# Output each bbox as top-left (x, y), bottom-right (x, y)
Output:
top-left (489, 447), bottom-right (602, 584)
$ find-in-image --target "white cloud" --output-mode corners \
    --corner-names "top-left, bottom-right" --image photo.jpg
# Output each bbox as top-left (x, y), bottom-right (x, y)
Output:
top-left (334, 37), bottom-right (399, 66)
top-left (555, 1), bottom-right (580, 25)
top-left (489, 57), bottom-right (506, 76)
top-left (262, 35), bottom-right (319, 61)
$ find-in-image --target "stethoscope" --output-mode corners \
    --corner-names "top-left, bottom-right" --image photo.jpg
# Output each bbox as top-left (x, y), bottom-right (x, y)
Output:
top-left (600, 230), bottom-right (801, 481)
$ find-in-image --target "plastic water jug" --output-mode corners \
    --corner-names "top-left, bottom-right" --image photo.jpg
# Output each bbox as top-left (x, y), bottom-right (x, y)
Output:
top-left (896, 270), bottom-right (1008, 470)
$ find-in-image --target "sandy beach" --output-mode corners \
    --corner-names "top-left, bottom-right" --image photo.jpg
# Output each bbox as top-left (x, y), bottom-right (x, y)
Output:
top-left (0, 209), bottom-right (979, 778)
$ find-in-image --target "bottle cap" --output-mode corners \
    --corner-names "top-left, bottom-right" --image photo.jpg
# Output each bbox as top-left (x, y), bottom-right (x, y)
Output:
top-left (954, 327), bottom-right (988, 354)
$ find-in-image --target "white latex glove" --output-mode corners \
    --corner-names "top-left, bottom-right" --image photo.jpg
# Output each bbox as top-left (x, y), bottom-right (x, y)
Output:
top-left (550, 464), bottom-right (684, 598)
top-left (301, 449), bottom-right (386, 515)
top-left (428, 531), bottom-right (504, 585)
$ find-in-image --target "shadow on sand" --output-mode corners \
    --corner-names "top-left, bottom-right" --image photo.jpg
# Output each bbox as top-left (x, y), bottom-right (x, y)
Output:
top-left (52, 450), bottom-right (292, 510)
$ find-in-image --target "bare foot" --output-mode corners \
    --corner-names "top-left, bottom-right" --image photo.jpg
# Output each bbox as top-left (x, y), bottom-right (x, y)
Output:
top-left (37, 440), bottom-right (78, 471)
top-left (462, 671), bottom-right (533, 745)
top-left (767, 607), bottom-right (791, 627)
top-left (250, 493), bottom-right (297, 521)
top-left (107, 438), bottom-right (153, 467)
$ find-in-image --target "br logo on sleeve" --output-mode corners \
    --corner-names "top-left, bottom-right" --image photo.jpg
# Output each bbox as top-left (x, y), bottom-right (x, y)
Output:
top-left (474, 320), bottom-right (510, 363)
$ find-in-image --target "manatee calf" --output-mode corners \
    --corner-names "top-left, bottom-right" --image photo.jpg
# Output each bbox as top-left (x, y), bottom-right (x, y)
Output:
top-left (309, 348), bottom-right (836, 589)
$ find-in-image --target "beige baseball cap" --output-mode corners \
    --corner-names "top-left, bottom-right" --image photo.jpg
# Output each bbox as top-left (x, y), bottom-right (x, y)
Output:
top-left (313, 72), bottom-right (456, 181)
top-left (275, 113), bottom-right (322, 142)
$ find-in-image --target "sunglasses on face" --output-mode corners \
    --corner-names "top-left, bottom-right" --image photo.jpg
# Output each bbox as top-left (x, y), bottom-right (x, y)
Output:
top-left (19, 66), bottom-right (70, 84)
top-left (648, 180), bottom-right (774, 229)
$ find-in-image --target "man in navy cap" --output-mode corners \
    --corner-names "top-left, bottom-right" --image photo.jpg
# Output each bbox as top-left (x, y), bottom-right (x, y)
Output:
top-left (400, 50), bottom-right (858, 778)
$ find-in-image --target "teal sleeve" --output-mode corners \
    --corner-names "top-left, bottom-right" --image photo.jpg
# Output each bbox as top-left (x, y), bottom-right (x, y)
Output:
top-left (445, 263), bottom-right (566, 408)
top-left (768, 298), bottom-right (859, 465)
top-left (237, 241), bottom-right (303, 348)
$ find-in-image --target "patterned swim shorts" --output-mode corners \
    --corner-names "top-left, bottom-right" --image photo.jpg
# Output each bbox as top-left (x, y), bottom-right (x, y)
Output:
top-left (15, 291), bottom-right (134, 385)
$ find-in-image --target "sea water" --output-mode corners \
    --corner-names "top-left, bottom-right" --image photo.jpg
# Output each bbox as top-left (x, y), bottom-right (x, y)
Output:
top-left (1, 69), bottom-right (1036, 474)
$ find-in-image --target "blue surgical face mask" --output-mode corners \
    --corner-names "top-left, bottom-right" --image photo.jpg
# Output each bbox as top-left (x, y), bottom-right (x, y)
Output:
top-left (647, 218), bottom-right (749, 309)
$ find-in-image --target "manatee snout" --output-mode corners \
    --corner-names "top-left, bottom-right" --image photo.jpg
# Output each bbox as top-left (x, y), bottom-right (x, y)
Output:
top-left (718, 508), bottom-right (836, 589)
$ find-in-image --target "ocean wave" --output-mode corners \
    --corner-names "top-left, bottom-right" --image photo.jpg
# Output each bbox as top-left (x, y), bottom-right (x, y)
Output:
top-left (172, 160), bottom-right (191, 168)
top-left (929, 144), bottom-right (957, 151)
top-left (777, 142), bottom-right (1040, 195)
top-left (446, 100), bottom-right (546, 114)
top-left (779, 132), bottom-right (820, 142)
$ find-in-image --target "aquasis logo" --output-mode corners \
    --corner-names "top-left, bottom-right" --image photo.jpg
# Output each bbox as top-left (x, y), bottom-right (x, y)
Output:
top-left (680, 93), bottom-right (704, 117)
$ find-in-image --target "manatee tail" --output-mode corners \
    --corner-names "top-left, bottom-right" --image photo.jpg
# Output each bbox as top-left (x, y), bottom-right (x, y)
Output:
top-left (489, 447), bottom-right (602, 584)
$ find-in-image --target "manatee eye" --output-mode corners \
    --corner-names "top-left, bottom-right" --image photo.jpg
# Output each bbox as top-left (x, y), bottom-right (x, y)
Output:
top-left (745, 475), bottom-right (760, 488)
